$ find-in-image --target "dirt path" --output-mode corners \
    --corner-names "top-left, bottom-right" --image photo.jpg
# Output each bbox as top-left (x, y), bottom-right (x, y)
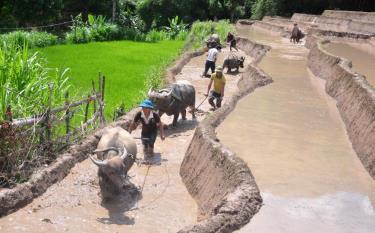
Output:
top-left (0, 47), bottom-right (250, 233)
top-left (217, 25), bottom-right (375, 233)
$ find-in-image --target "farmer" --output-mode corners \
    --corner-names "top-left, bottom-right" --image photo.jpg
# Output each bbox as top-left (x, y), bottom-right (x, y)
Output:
top-left (129, 99), bottom-right (165, 160)
top-left (205, 66), bottom-right (226, 110)
top-left (291, 23), bottom-right (300, 43)
top-left (226, 32), bottom-right (238, 51)
top-left (202, 45), bottom-right (221, 78)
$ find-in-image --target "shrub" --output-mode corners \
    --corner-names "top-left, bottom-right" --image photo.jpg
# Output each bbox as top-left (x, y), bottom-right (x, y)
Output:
top-left (163, 16), bottom-right (188, 39)
top-left (145, 29), bottom-right (170, 42)
top-left (0, 31), bottom-right (58, 48)
top-left (187, 20), bottom-right (234, 49)
top-left (66, 14), bottom-right (121, 44)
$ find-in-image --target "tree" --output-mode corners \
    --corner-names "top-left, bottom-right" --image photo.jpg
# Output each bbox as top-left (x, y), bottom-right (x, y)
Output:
top-left (208, 0), bottom-right (246, 22)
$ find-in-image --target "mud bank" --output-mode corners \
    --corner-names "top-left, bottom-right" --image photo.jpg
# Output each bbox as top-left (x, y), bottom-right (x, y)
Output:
top-left (315, 16), bottom-right (375, 35)
top-left (291, 13), bottom-right (318, 23)
top-left (307, 39), bottom-right (375, 179)
top-left (0, 48), bottom-right (204, 217)
top-left (322, 10), bottom-right (375, 24)
top-left (251, 21), bottom-right (289, 37)
top-left (178, 38), bottom-right (272, 233)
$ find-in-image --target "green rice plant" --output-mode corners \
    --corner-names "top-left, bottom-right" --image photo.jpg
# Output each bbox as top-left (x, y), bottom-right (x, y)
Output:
top-left (0, 40), bottom-right (70, 120)
top-left (37, 40), bottom-right (183, 119)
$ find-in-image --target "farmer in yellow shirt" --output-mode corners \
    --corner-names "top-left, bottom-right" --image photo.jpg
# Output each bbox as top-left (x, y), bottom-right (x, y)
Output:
top-left (205, 66), bottom-right (226, 110)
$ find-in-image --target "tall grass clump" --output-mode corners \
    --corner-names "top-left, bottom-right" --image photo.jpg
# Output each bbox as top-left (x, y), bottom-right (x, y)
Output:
top-left (66, 14), bottom-right (121, 44)
top-left (187, 20), bottom-right (234, 49)
top-left (0, 41), bottom-right (70, 121)
top-left (0, 31), bottom-right (58, 48)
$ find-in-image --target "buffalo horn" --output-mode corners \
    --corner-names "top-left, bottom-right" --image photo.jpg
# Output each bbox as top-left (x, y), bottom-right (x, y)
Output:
top-left (89, 154), bottom-right (108, 167)
top-left (94, 147), bottom-right (120, 154)
top-left (120, 146), bottom-right (128, 160)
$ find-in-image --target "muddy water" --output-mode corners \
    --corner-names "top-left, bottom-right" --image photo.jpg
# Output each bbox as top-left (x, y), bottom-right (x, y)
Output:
top-left (323, 42), bottom-right (375, 87)
top-left (217, 25), bottom-right (375, 232)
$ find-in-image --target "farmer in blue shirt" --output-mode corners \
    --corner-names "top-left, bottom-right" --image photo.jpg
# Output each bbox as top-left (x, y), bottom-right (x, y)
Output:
top-left (129, 99), bottom-right (165, 160)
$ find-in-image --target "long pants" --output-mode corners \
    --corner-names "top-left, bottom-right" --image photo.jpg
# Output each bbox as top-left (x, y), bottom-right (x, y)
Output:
top-left (203, 60), bottom-right (215, 76)
top-left (230, 40), bottom-right (238, 51)
top-left (208, 91), bottom-right (222, 108)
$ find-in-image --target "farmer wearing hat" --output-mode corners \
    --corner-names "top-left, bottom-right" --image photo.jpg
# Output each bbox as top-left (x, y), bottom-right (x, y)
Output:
top-left (205, 66), bottom-right (226, 110)
top-left (129, 99), bottom-right (165, 159)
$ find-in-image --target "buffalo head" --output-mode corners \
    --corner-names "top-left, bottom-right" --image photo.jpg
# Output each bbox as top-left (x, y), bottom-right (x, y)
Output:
top-left (90, 146), bottom-right (135, 191)
top-left (148, 88), bottom-right (173, 110)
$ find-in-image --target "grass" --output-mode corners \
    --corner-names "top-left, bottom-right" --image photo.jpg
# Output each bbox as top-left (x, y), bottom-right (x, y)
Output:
top-left (37, 40), bottom-right (184, 119)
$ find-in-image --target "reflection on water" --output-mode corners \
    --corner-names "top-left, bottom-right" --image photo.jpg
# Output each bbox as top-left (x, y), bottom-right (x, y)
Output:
top-left (323, 42), bottom-right (375, 87)
top-left (219, 25), bottom-right (375, 232)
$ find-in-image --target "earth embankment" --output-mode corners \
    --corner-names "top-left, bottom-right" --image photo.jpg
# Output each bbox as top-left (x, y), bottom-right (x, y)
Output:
top-left (178, 38), bottom-right (272, 233)
top-left (307, 39), bottom-right (375, 179)
top-left (322, 10), bottom-right (375, 23)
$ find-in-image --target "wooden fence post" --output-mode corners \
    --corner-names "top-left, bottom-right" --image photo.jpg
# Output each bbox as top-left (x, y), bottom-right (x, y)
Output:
top-left (45, 84), bottom-right (53, 143)
top-left (92, 80), bottom-right (97, 114)
top-left (5, 105), bottom-right (12, 122)
top-left (65, 91), bottom-right (70, 135)
top-left (84, 93), bottom-right (90, 123)
top-left (98, 74), bottom-right (106, 124)
top-left (101, 75), bottom-right (106, 123)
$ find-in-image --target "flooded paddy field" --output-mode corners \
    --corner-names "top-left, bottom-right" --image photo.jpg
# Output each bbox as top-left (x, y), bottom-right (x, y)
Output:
top-left (217, 25), bottom-right (375, 233)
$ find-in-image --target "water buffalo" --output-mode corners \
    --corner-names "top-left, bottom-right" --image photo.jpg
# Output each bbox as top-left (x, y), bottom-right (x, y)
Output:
top-left (223, 55), bottom-right (245, 73)
top-left (206, 33), bottom-right (220, 49)
top-left (148, 80), bottom-right (195, 126)
top-left (290, 27), bottom-right (305, 43)
top-left (89, 127), bottom-right (137, 201)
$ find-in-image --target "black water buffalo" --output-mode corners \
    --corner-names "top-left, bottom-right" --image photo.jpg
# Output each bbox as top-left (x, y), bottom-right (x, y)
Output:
top-left (148, 80), bottom-right (195, 126)
top-left (223, 55), bottom-right (245, 73)
top-left (206, 33), bottom-right (220, 49)
top-left (291, 26), bottom-right (305, 43)
top-left (89, 127), bottom-right (137, 201)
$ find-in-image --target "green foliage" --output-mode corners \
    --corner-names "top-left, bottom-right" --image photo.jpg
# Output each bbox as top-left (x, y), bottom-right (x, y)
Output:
top-left (188, 20), bottom-right (234, 49)
top-left (145, 29), bottom-right (170, 42)
top-left (0, 31), bottom-right (58, 48)
top-left (163, 16), bottom-right (188, 39)
top-left (66, 14), bottom-right (121, 44)
top-left (0, 40), bottom-right (70, 120)
top-left (251, 0), bottom-right (281, 19)
top-left (208, 0), bottom-right (246, 22)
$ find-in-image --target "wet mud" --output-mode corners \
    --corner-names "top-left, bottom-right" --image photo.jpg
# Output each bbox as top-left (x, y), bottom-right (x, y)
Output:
top-left (217, 25), bottom-right (375, 232)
